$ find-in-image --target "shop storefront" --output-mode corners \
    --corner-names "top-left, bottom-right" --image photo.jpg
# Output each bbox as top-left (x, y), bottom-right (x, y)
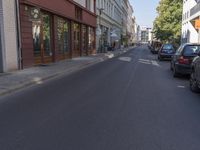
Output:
top-left (19, 0), bottom-right (96, 68)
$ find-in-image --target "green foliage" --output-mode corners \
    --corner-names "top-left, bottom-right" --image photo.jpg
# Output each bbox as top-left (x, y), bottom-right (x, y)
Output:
top-left (153, 0), bottom-right (183, 45)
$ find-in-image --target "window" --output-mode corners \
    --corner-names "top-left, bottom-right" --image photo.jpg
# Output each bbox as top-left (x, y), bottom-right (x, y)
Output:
top-left (82, 25), bottom-right (87, 52)
top-left (88, 27), bottom-right (95, 50)
top-left (183, 45), bottom-right (200, 56)
top-left (73, 23), bottom-right (81, 51)
top-left (162, 44), bottom-right (175, 51)
top-left (75, 7), bottom-right (82, 20)
top-left (86, 0), bottom-right (91, 11)
top-left (57, 17), bottom-right (69, 54)
top-left (33, 22), bottom-right (41, 57)
top-left (33, 13), bottom-right (51, 57)
top-left (42, 14), bottom-right (51, 56)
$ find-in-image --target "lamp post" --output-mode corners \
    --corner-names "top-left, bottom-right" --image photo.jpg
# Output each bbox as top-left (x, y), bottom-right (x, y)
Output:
top-left (97, 8), bottom-right (104, 53)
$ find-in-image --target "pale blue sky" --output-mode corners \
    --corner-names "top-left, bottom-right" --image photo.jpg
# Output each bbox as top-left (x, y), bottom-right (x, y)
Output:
top-left (130, 0), bottom-right (160, 27)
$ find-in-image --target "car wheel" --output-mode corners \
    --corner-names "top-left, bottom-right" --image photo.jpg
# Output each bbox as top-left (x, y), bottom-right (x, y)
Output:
top-left (190, 72), bottom-right (200, 93)
top-left (173, 65), bottom-right (179, 77)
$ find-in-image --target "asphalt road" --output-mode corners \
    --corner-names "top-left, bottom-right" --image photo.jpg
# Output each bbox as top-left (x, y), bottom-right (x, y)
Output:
top-left (0, 46), bottom-right (200, 150)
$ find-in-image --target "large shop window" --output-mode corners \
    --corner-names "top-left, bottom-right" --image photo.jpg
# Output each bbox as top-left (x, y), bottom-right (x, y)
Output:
top-left (43, 14), bottom-right (51, 56)
top-left (88, 27), bottom-right (95, 51)
top-left (33, 13), bottom-right (52, 64)
top-left (57, 17), bottom-right (70, 54)
top-left (33, 22), bottom-right (41, 57)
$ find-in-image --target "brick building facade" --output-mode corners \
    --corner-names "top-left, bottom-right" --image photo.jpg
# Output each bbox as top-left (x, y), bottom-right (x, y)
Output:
top-left (19, 0), bottom-right (96, 68)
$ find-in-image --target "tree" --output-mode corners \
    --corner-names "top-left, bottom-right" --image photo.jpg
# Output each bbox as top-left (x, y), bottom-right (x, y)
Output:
top-left (153, 0), bottom-right (183, 45)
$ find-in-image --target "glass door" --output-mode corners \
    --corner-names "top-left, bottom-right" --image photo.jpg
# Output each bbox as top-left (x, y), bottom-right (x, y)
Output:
top-left (57, 17), bottom-right (70, 60)
top-left (32, 13), bottom-right (52, 64)
top-left (73, 23), bottom-right (81, 56)
top-left (82, 25), bottom-right (87, 56)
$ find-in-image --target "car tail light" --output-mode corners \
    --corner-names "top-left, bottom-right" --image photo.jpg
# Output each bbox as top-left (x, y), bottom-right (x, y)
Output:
top-left (178, 56), bottom-right (189, 64)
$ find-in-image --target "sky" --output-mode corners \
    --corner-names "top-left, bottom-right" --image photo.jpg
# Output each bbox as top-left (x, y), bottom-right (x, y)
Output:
top-left (130, 0), bottom-right (160, 28)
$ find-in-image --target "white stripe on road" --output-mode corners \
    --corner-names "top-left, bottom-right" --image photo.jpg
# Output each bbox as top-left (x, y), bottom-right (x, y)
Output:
top-left (118, 57), bottom-right (132, 62)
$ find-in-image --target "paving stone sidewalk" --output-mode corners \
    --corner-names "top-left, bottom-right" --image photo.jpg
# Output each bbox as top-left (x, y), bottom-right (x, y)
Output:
top-left (0, 47), bottom-right (133, 96)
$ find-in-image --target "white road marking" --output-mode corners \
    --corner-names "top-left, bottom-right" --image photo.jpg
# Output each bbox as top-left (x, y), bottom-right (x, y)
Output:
top-left (177, 85), bottom-right (185, 88)
top-left (118, 57), bottom-right (132, 62)
top-left (151, 60), bottom-right (160, 67)
top-left (33, 77), bottom-right (43, 84)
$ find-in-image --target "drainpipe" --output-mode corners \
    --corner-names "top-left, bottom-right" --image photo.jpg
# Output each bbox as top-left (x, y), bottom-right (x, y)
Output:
top-left (0, 0), bottom-right (6, 72)
top-left (15, 0), bottom-right (22, 70)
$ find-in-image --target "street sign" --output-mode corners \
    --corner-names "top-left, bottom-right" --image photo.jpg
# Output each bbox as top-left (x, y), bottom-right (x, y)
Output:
top-left (195, 19), bottom-right (200, 29)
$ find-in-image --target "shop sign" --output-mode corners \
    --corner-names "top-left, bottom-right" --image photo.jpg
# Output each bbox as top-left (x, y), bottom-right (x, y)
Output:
top-left (195, 19), bottom-right (200, 29)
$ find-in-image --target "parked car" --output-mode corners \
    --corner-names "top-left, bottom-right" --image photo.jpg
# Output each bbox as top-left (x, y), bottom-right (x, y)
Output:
top-left (158, 43), bottom-right (176, 60)
top-left (190, 52), bottom-right (200, 93)
top-left (170, 43), bottom-right (200, 77)
top-left (150, 41), bottom-right (162, 54)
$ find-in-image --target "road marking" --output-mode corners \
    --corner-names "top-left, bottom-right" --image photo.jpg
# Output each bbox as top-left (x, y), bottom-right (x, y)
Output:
top-left (151, 60), bottom-right (160, 67)
top-left (177, 85), bottom-right (185, 88)
top-left (33, 77), bottom-right (43, 84)
top-left (105, 53), bottom-right (114, 58)
top-left (139, 61), bottom-right (151, 65)
top-left (118, 57), bottom-right (132, 62)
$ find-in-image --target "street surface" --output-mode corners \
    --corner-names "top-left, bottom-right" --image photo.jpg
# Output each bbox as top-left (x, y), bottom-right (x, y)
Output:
top-left (0, 46), bottom-right (200, 150)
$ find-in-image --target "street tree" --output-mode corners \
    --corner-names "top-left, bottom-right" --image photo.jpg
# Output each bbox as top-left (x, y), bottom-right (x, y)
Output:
top-left (153, 0), bottom-right (183, 45)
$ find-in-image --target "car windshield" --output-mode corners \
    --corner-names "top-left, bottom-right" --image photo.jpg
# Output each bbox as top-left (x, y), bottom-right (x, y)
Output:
top-left (183, 45), bottom-right (200, 56)
top-left (162, 44), bottom-right (175, 51)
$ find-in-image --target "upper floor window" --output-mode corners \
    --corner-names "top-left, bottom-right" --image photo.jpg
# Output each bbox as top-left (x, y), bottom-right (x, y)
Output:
top-left (86, 0), bottom-right (91, 10)
top-left (75, 7), bottom-right (82, 20)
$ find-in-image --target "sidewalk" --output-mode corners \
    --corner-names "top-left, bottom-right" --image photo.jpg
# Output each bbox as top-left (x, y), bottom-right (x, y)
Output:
top-left (0, 47), bottom-right (134, 96)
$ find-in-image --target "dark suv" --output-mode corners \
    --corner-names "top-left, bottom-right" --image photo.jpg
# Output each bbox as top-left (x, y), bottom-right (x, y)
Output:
top-left (170, 43), bottom-right (200, 77)
top-left (190, 52), bottom-right (200, 93)
top-left (158, 44), bottom-right (176, 60)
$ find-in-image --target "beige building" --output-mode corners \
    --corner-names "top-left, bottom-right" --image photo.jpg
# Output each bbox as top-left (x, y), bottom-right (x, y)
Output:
top-left (0, 0), bottom-right (18, 72)
top-left (96, 0), bottom-right (136, 51)
top-left (96, 0), bottom-right (123, 52)
top-left (127, 1), bottom-right (134, 45)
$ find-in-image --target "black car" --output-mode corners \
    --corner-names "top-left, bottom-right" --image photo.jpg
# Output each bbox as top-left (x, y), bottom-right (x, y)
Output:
top-left (158, 44), bottom-right (176, 60)
top-left (190, 52), bottom-right (200, 93)
top-left (170, 43), bottom-right (200, 77)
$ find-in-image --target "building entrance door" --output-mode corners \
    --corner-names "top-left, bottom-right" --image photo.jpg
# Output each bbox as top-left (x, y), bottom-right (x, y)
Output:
top-left (73, 23), bottom-right (81, 56)
top-left (32, 13), bottom-right (53, 65)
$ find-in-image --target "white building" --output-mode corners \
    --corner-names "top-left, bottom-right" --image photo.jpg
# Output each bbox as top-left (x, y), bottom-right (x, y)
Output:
top-left (148, 28), bottom-right (153, 43)
top-left (130, 17), bottom-right (137, 45)
top-left (137, 25), bottom-right (141, 42)
top-left (140, 26), bottom-right (152, 43)
top-left (127, 1), bottom-right (134, 45)
top-left (0, 0), bottom-right (18, 72)
top-left (121, 0), bottom-right (128, 46)
top-left (96, 0), bottom-right (123, 52)
top-left (182, 0), bottom-right (200, 43)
